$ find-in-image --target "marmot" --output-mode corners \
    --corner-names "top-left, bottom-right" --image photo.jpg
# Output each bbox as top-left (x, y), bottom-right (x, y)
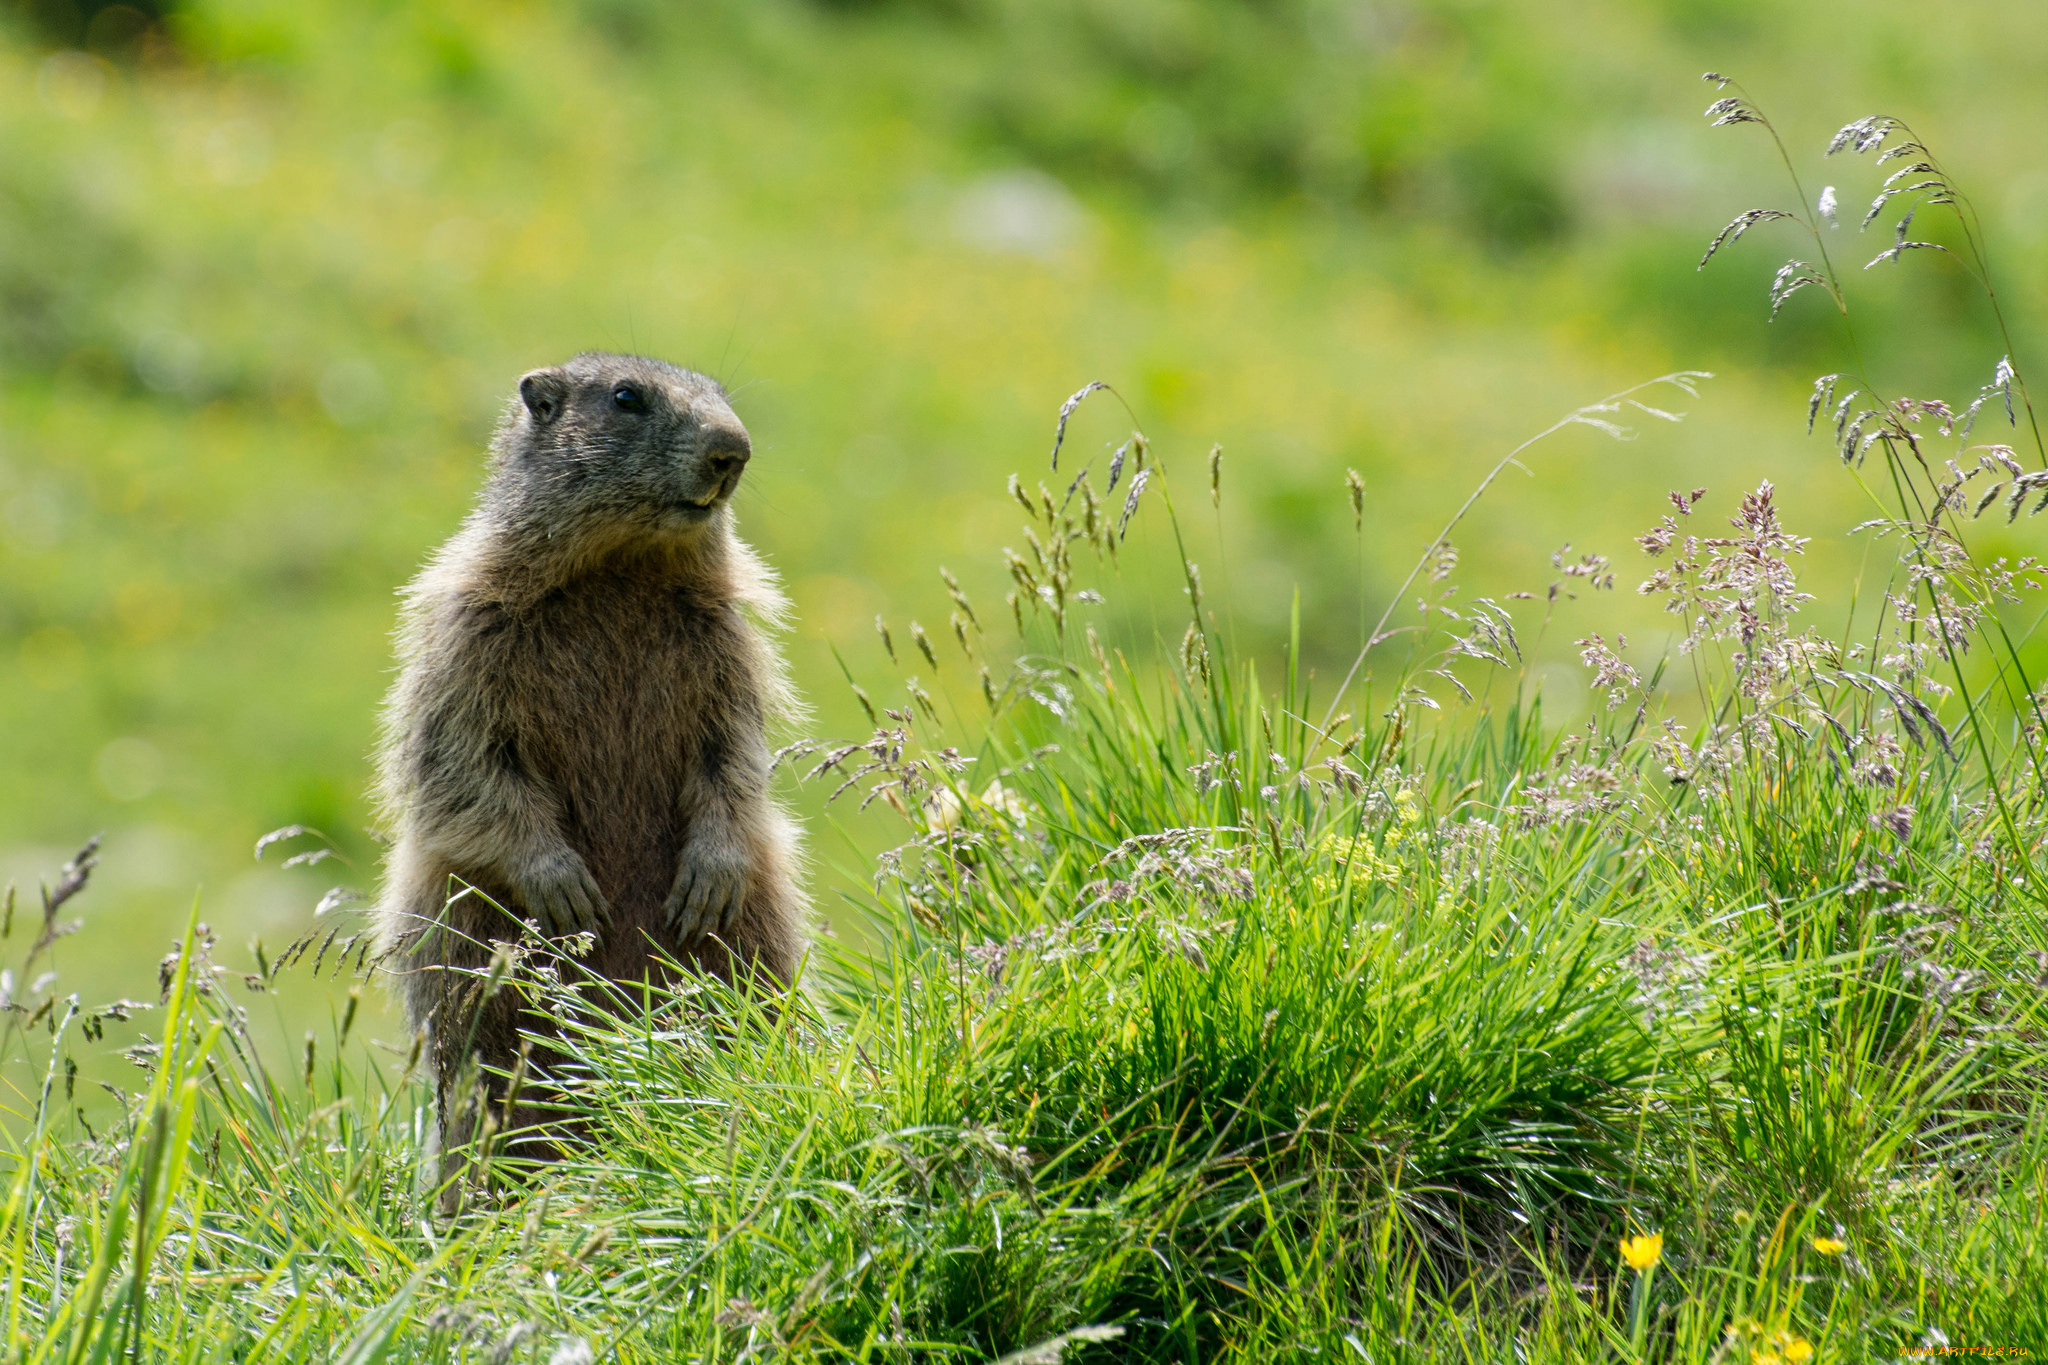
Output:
top-left (372, 351), bottom-right (807, 1163)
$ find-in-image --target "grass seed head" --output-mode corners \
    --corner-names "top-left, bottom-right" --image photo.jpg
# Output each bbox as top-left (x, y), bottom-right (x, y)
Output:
top-left (1698, 209), bottom-right (1796, 270)
top-left (850, 682), bottom-right (878, 725)
top-left (1117, 468), bottom-right (1150, 540)
top-left (1048, 380), bottom-right (1108, 469)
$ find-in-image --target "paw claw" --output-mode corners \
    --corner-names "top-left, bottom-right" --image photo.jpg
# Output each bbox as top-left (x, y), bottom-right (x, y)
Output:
top-left (514, 850), bottom-right (609, 937)
top-left (664, 854), bottom-right (748, 941)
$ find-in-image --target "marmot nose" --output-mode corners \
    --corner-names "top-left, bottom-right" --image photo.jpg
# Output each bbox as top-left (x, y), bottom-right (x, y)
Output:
top-left (703, 432), bottom-right (751, 482)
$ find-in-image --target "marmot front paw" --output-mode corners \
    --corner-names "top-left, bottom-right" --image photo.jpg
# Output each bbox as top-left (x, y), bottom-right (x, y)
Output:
top-left (511, 850), bottom-right (609, 935)
top-left (663, 846), bottom-right (749, 941)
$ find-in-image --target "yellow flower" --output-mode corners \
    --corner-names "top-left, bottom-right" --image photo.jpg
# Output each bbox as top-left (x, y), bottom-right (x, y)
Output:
top-left (1619, 1232), bottom-right (1663, 1271)
top-left (1811, 1236), bottom-right (1846, 1256)
top-left (1754, 1328), bottom-right (1814, 1364)
top-left (1310, 831), bottom-right (1400, 899)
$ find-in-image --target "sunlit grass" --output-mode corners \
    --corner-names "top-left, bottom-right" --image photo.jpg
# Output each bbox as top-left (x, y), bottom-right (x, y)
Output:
top-left (3, 643), bottom-right (2042, 1355)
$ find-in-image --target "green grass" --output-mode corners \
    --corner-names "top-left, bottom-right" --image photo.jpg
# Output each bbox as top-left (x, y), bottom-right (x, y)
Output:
top-left (5, 662), bottom-right (2045, 1357)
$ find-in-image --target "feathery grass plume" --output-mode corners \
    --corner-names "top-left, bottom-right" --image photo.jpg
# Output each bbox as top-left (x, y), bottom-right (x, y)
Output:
top-left (875, 614), bottom-right (895, 663)
top-left (1005, 546), bottom-right (1038, 603)
top-left (1085, 623), bottom-right (1115, 694)
top-left (1698, 209), bottom-right (1797, 269)
top-left (1048, 380), bottom-right (1109, 469)
top-left (1715, 79), bottom-right (2048, 860)
top-left (1576, 634), bottom-right (1640, 709)
top-left (1208, 443), bottom-right (1223, 507)
top-left (1826, 114), bottom-right (1900, 156)
top-left (1116, 468), bottom-right (1150, 540)
top-left (1695, 80), bottom-right (1863, 321)
top-left (1863, 229), bottom-right (1955, 271)
top-left (1319, 370), bottom-right (1709, 732)
top-left (1703, 92), bottom-right (1765, 127)
top-left (1346, 467), bottom-right (1365, 529)
top-left (940, 566), bottom-right (980, 629)
top-left (910, 620), bottom-right (939, 671)
top-left (1769, 259), bottom-right (1829, 316)
top-left (35, 835), bottom-right (98, 949)
top-left (1958, 355), bottom-right (2018, 438)
top-left (1177, 621), bottom-right (1210, 688)
top-left (1807, 373), bottom-right (1844, 433)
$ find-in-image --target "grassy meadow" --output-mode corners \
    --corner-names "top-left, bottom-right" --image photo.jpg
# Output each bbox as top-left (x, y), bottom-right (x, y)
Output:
top-left (4, 0), bottom-right (2048, 1357)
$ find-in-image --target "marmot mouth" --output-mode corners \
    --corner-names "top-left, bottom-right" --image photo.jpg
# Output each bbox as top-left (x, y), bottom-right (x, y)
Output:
top-left (696, 473), bottom-right (745, 508)
top-left (667, 489), bottom-right (728, 519)
top-left (672, 472), bottom-right (742, 515)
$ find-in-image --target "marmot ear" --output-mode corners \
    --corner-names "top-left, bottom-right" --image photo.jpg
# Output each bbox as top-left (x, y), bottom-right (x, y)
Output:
top-left (519, 369), bottom-right (568, 425)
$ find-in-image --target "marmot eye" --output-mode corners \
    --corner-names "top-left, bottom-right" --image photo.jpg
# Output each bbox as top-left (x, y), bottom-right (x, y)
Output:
top-left (612, 385), bottom-right (645, 412)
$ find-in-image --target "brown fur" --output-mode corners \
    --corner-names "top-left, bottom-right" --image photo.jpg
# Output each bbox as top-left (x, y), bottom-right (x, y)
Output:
top-left (371, 352), bottom-right (807, 1170)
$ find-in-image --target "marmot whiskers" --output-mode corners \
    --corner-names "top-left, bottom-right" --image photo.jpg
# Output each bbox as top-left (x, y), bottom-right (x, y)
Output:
top-left (372, 352), bottom-right (807, 1166)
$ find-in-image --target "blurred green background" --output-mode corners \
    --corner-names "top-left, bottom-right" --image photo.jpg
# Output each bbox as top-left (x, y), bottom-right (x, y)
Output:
top-left (3, 0), bottom-right (2045, 1046)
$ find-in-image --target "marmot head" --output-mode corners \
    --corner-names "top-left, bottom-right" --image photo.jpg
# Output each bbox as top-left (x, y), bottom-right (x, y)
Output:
top-left (489, 351), bottom-right (751, 546)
